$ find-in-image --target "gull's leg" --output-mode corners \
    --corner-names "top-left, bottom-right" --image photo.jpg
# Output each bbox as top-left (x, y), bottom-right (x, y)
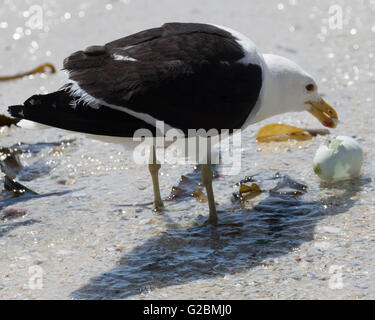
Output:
top-left (201, 162), bottom-right (218, 225)
top-left (148, 146), bottom-right (164, 212)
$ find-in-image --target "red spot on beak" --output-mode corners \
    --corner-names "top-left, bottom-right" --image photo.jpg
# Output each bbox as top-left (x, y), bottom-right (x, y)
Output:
top-left (323, 119), bottom-right (335, 128)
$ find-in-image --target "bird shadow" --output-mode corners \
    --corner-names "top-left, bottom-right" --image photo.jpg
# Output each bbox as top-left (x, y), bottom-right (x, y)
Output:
top-left (71, 173), bottom-right (369, 299)
top-left (0, 219), bottom-right (40, 239)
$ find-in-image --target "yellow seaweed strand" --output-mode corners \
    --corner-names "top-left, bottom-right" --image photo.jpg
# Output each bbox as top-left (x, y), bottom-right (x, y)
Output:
top-left (0, 62), bottom-right (56, 82)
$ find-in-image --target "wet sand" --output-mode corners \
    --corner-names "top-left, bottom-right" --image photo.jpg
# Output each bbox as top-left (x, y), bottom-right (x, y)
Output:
top-left (0, 0), bottom-right (375, 299)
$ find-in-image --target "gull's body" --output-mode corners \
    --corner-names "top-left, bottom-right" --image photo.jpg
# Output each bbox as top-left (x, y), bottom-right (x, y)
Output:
top-left (8, 22), bottom-right (338, 224)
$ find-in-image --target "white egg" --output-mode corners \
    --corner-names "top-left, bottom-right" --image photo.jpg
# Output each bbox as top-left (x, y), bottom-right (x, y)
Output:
top-left (313, 136), bottom-right (363, 181)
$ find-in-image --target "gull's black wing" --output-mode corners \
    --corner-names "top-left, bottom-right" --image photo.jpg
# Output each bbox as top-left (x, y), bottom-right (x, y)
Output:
top-left (63, 22), bottom-right (262, 132)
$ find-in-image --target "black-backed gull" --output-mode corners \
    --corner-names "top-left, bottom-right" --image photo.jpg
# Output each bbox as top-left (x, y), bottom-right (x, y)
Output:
top-left (8, 22), bottom-right (338, 225)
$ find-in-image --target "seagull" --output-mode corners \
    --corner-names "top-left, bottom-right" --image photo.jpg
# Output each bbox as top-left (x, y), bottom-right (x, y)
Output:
top-left (8, 22), bottom-right (338, 225)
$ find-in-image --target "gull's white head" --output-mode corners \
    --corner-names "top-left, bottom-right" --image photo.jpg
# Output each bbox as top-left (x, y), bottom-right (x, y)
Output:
top-left (259, 54), bottom-right (338, 128)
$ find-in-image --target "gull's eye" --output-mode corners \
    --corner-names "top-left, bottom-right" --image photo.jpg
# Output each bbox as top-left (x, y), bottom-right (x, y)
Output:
top-left (305, 83), bottom-right (315, 92)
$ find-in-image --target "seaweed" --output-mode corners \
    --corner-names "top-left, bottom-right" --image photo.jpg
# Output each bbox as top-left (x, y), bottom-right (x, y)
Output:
top-left (0, 62), bottom-right (55, 82)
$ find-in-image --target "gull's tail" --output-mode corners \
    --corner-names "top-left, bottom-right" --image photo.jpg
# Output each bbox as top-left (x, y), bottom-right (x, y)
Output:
top-left (7, 88), bottom-right (156, 137)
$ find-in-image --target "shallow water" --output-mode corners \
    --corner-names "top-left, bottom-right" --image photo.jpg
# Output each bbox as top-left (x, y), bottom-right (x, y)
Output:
top-left (1, 0), bottom-right (375, 299)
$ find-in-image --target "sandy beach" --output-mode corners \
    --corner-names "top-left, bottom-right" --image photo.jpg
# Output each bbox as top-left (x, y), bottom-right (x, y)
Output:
top-left (0, 0), bottom-right (375, 299)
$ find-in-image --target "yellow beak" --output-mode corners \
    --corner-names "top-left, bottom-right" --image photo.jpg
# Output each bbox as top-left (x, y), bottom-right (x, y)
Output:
top-left (306, 97), bottom-right (338, 128)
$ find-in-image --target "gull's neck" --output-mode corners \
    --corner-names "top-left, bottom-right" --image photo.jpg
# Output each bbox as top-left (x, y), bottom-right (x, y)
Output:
top-left (249, 54), bottom-right (284, 124)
